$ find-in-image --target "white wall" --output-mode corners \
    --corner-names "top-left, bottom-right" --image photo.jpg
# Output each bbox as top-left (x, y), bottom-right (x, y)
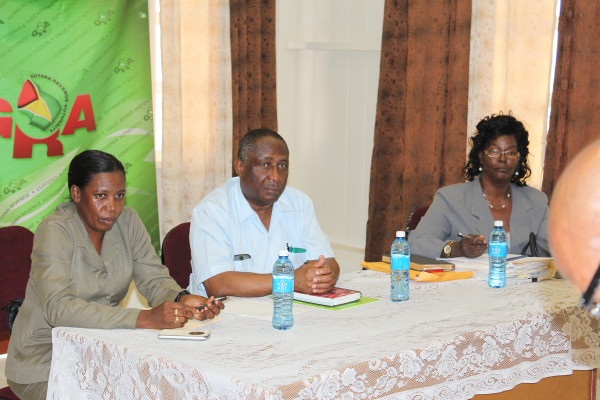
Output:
top-left (276, 0), bottom-right (385, 260)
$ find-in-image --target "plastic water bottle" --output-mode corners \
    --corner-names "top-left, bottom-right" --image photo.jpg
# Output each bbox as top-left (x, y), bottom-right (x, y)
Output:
top-left (272, 250), bottom-right (294, 329)
top-left (391, 231), bottom-right (410, 302)
top-left (488, 220), bottom-right (507, 288)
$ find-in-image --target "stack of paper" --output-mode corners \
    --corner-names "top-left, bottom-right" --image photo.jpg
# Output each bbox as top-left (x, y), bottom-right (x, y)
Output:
top-left (506, 257), bottom-right (556, 281)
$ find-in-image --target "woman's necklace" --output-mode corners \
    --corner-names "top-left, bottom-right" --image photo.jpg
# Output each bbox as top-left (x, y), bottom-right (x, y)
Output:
top-left (482, 187), bottom-right (511, 210)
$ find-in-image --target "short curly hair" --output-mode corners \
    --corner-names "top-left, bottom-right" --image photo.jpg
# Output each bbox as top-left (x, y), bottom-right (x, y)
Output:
top-left (465, 114), bottom-right (531, 186)
top-left (237, 128), bottom-right (287, 163)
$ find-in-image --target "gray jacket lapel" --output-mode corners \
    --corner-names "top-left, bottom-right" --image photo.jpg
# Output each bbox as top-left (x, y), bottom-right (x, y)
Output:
top-left (470, 178), bottom-right (495, 236)
top-left (509, 184), bottom-right (533, 253)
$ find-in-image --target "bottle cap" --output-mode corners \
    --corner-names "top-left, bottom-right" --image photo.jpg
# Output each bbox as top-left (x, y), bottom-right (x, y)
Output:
top-left (396, 231), bottom-right (405, 238)
top-left (278, 250), bottom-right (289, 257)
top-left (494, 220), bottom-right (503, 227)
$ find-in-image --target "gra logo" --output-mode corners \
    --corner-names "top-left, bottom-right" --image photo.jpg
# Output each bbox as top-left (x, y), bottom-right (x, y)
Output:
top-left (0, 75), bottom-right (96, 158)
top-left (18, 79), bottom-right (61, 130)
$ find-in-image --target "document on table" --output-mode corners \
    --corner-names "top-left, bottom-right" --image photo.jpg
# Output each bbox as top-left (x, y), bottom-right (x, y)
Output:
top-left (506, 257), bottom-right (556, 281)
top-left (222, 298), bottom-right (310, 321)
top-left (442, 254), bottom-right (556, 282)
top-left (434, 254), bottom-right (488, 279)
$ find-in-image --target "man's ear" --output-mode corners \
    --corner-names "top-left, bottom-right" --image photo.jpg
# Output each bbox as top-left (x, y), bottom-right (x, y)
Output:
top-left (70, 185), bottom-right (81, 203)
top-left (234, 158), bottom-right (244, 177)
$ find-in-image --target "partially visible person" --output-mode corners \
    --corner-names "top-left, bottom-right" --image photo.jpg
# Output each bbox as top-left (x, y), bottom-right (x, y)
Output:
top-left (6, 150), bottom-right (223, 400)
top-left (189, 128), bottom-right (340, 298)
top-left (548, 139), bottom-right (600, 313)
top-left (408, 113), bottom-right (550, 259)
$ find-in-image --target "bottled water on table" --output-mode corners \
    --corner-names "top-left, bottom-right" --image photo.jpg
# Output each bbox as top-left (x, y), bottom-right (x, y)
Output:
top-left (488, 220), bottom-right (507, 288)
top-left (272, 250), bottom-right (294, 330)
top-left (391, 230), bottom-right (410, 302)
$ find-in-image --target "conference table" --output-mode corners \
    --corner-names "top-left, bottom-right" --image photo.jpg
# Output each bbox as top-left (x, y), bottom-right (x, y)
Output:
top-left (46, 261), bottom-right (600, 399)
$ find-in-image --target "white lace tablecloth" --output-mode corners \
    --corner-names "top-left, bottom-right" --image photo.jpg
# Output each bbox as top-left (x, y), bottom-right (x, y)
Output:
top-left (47, 269), bottom-right (600, 399)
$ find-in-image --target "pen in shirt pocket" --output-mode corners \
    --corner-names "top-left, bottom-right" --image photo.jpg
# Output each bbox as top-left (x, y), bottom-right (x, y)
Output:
top-left (286, 243), bottom-right (306, 253)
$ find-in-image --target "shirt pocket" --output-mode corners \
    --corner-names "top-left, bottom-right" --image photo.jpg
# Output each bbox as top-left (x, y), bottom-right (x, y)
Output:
top-left (233, 253), bottom-right (254, 272)
top-left (288, 251), bottom-right (307, 269)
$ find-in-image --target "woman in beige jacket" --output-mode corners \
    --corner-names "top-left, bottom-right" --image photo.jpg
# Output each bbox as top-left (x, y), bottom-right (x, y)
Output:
top-left (6, 150), bottom-right (224, 400)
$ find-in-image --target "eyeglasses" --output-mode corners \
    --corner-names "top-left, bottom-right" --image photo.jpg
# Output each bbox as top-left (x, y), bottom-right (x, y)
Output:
top-left (579, 262), bottom-right (600, 315)
top-left (484, 149), bottom-right (520, 159)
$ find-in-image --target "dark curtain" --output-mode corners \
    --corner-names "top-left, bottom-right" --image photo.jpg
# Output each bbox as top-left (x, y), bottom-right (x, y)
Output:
top-left (364, 0), bottom-right (472, 261)
top-left (229, 0), bottom-right (277, 173)
top-left (542, 1), bottom-right (600, 197)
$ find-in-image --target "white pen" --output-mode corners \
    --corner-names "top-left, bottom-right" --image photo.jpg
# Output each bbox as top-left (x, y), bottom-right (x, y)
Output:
top-left (458, 233), bottom-right (487, 243)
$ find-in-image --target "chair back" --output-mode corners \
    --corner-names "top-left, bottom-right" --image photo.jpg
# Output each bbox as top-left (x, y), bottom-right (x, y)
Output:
top-left (406, 206), bottom-right (429, 238)
top-left (161, 222), bottom-right (192, 289)
top-left (0, 385), bottom-right (20, 399)
top-left (0, 226), bottom-right (34, 333)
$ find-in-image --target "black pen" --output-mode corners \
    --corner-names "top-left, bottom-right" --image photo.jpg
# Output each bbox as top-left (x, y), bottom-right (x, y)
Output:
top-left (196, 296), bottom-right (228, 311)
top-left (507, 255), bottom-right (528, 262)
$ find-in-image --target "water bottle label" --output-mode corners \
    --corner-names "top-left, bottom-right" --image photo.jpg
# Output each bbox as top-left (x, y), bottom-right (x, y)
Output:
top-left (489, 242), bottom-right (507, 258)
top-left (391, 254), bottom-right (409, 270)
top-left (273, 276), bottom-right (294, 293)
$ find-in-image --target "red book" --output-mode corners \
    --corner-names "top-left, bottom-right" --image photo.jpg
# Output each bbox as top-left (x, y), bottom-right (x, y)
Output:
top-left (293, 287), bottom-right (361, 306)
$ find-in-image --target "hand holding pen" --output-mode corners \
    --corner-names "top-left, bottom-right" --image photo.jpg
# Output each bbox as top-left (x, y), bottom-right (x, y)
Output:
top-left (457, 232), bottom-right (488, 258)
top-left (196, 296), bottom-right (228, 311)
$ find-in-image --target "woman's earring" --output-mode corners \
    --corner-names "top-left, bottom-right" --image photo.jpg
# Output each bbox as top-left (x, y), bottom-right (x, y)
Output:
top-left (514, 170), bottom-right (519, 176)
top-left (478, 166), bottom-right (482, 172)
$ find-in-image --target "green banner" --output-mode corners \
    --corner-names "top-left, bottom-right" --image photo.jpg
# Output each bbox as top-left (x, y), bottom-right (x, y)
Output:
top-left (0, 0), bottom-right (160, 250)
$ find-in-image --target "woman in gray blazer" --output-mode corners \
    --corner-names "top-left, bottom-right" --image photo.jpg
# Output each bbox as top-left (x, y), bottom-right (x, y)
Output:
top-left (6, 150), bottom-right (224, 400)
top-left (408, 114), bottom-right (549, 259)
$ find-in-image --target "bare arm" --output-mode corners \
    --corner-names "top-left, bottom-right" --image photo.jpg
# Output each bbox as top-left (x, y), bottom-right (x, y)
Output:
top-left (203, 271), bottom-right (273, 297)
top-left (203, 256), bottom-right (340, 297)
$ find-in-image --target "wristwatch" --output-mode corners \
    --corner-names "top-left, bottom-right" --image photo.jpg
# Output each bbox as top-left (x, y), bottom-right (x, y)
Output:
top-left (174, 290), bottom-right (191, 303)
top-left (443, 241), bottom-right (454, 258)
